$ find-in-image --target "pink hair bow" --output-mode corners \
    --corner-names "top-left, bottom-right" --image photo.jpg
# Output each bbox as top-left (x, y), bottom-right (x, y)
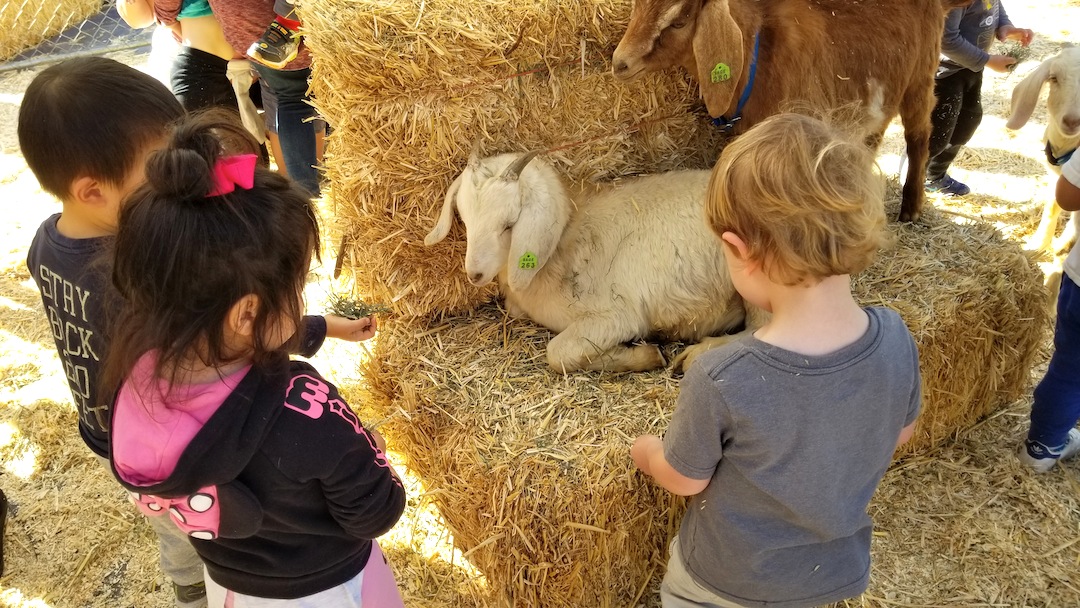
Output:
top-left (208, 154), bottom-right (258, 197)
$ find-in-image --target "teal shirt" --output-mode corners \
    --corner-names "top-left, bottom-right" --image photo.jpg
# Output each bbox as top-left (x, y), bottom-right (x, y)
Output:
top-left (177, 0), bottom-right (212, 20)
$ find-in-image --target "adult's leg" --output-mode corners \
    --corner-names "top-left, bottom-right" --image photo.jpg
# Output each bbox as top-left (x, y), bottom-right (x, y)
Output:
top-left (252, 64), bottom-right (320, 195)
top-left (1029, 275), bottom-right (1080, 448)
top-left (925, 71), bottom-right (970, 181)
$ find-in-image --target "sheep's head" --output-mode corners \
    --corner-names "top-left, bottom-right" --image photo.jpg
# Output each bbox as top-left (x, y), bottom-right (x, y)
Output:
top-left (425, 151), bottom-right (559, 292)
top-left (611, 0), bottom-right (747, 118)
top-left (1006, 47), bottom-right (1080, 138)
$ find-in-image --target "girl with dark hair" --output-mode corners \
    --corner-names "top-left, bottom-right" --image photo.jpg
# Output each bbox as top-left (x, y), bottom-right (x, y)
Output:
top-left (105, 112), bottom-right (406, 607)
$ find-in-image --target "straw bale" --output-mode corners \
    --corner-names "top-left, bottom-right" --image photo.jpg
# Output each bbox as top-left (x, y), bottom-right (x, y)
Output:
top-left (362, 202), bottom-right (1048, 607)
top-left (302, 0), bottom-right (725, 320)
top-left (0, 0), bottom-right (102, 60)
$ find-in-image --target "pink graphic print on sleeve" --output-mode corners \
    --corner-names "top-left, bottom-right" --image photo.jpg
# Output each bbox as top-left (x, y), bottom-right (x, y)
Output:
top-left (130, 485), bottom-right (222, 540)
top-left (285, 374), bottom-right (400, 485)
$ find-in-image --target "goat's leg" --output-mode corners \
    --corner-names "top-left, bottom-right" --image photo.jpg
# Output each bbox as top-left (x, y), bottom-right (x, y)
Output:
top-left (1051, 210), bottom-right (1079, 255)
top-left (546, 321), bottom-right (664, 373)
top-left (1027, 200), bottom-right (1062, 253)
top-left (898, 84), bottom-right (933, 222)
top-left (671, 306), bottom-right (770, 373)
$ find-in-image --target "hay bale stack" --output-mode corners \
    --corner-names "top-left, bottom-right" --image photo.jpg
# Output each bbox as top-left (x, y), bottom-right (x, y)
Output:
top-left (0, 0), bottom-right (101, 60)
top-left (362, 203), bottom-right (1048, 607)
top-left (302, 0), bottom-right (724, 319)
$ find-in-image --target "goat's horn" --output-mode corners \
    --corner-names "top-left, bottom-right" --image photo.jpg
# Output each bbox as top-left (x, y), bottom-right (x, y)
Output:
top-left (502, 150), bottom-right (542, 181)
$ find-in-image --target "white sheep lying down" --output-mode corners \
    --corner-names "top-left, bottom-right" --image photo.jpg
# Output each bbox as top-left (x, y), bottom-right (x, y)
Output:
top-left (425, 151), bottom-right (762, 373)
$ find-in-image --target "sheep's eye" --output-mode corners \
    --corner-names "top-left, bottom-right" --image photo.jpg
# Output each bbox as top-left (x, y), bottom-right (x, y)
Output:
top-left (502, 224), bottom-right (513, 234)
top-left (669, 19), bottom-right (688, 29)
top-left (1048, 75), bottom-right (1058, 84)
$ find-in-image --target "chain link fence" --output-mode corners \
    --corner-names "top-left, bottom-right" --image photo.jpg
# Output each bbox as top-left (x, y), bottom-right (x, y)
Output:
top-left (0, 0), bottom-right (152, 73)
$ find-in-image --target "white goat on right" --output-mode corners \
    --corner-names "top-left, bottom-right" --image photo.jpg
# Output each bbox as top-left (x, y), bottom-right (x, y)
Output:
top-left (1007, 47), bottom-right (1080, 254)
top-left (424, 151), bottom-right (760, 373)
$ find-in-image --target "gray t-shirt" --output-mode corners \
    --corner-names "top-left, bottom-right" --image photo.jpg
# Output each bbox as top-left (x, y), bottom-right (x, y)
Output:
top-left (664, 307), bottom-right (921, 608)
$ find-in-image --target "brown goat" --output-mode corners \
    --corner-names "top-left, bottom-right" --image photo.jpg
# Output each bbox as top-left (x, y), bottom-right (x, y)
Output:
top-left (612, 0), bottom-right (973, 222)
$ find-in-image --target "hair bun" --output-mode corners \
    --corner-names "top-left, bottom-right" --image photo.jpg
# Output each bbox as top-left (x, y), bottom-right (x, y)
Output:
top-left (145, 147), bottom-right (215, 201)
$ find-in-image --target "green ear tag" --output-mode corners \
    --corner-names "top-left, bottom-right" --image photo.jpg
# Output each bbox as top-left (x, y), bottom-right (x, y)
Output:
top-left (518, 252), bottom-right (538, 270)
top-left (711, 63), bottom-right (731, 83)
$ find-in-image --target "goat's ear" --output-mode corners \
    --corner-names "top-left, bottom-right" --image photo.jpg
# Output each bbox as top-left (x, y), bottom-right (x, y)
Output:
top-left (693, 0), bottom-right (745, 118)
top-left (424, 173), bottom-right (462, 246)
top-left (506, 184), bottom-right (561, 292)
top-left (1006, 59), bottom-right (1051, 130)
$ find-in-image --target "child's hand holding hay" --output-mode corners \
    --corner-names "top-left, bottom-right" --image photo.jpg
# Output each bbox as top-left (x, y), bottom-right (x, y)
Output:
top-left (997, 40), bottom-right (1033, 72)
top-left (324, 294), bottom-right (391, 342)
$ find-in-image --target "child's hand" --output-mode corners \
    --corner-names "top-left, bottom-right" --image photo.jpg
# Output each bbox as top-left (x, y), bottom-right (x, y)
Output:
top-left (325, 314), bottom-right (377, 342)
top-left (631, 435), bottom-right (663, 476)
top-left (370, 428), bottom-right (388, 453)
top-left (986, 54), bottom-right (1017, 73)
top-left (997, 25), bottom-right (1034, 46)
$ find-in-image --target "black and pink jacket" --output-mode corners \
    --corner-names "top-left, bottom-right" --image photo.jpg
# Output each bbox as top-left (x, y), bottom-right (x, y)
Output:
top-left (109, 352), bottom-right (405, 598)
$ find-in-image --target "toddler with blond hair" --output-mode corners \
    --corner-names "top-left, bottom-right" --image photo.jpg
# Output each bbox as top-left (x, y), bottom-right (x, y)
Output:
top-left (632, 113), bottom-right (921, 608)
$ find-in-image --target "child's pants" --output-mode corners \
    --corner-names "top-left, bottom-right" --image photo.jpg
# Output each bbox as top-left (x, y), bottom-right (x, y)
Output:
top-left (1029, 274), bottom-right (1080, 448)
top-left (661, 537), bottom-right (748, 608)
top-left (204, 540), bottom-right (404, 608)
top-left (926, 69), bottom-right (984, 181)
top-left (96, 457), bottom-right (206, 608)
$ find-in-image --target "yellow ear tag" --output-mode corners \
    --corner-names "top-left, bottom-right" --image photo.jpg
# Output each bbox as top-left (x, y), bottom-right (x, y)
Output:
top-left (711, 63), bottom-right (732, 83)
top-left (518, 252), bottom-right (538, 270)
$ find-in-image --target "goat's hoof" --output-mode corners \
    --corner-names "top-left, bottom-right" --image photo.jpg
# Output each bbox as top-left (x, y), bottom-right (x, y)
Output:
top-left (671, 346), bottom-right (703, 375)
top-left (897, 209), bottom-right (920, 223)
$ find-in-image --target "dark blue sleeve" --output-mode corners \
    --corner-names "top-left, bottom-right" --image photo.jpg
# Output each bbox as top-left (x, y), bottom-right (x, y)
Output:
top-left (278, 366), bottom-right (406, 539)
top-left (294, 315), bottom-right (327, 358)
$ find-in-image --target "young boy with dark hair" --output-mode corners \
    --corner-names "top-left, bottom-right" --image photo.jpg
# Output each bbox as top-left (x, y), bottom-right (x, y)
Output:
top-left (632, 113), bottom-right (921, 608)
top-left (19, 57), bottom-right (207, 608)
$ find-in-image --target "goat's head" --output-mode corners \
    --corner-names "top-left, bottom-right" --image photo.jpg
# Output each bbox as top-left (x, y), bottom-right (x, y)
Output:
top-left (612, 0), bottom-right (747, 118)
top-left (425, 150), bottom-right (564, 292)
top-left (1006, 47), bottom-right (1080, 139)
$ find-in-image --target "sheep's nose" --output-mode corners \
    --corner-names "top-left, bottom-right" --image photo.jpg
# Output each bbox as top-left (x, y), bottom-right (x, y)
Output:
top-left (613, 60), bottom-right (629, 75)
top-left (469, 272), bottom-right (485, 285)
top-left (1063, 114), bottom-right (1080, 132)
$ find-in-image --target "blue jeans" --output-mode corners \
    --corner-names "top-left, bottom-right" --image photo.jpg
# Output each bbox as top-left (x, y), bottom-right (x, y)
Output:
top-left (253, 64), bottom-right (320, 195)
top-left (1029, 274), bottom-right (1080, 448)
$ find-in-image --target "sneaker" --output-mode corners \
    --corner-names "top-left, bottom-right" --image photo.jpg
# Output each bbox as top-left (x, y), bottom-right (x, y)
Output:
top-left (174, 581), bottom-right (207, 606)
top-left (246, 21), bottom-right (300, 69)
top-left (924, 174), bottom-right (971, 197)
top-left (1017, 428), bottom-right (1080, 473)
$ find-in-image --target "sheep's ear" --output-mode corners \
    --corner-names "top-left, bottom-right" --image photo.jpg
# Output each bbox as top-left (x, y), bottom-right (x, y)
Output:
top-left (424, 173), bottom-right (463, 246)
top-left (1006, 59), bottom-right (1051, 130)
top-left (506, 183), bottom-right (561, 292)
top-left (693, 0), bottom-right (745, 118)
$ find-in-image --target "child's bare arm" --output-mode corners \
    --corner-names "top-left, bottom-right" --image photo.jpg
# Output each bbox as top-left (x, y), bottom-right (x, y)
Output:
top-left (324, 314), bottom-right (377, 342)
top-left (117, 0), bottom-right (156, 28)
top-left (1056, 173), bottom-right (1080, 212)
top-left (896, 421), bottom-right (917, 449)
top-left (631, 435), bottom-right (711, 496)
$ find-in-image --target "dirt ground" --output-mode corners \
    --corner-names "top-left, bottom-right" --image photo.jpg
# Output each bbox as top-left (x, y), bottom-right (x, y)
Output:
top-left (0, 1), bottom-right (1079, 606)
